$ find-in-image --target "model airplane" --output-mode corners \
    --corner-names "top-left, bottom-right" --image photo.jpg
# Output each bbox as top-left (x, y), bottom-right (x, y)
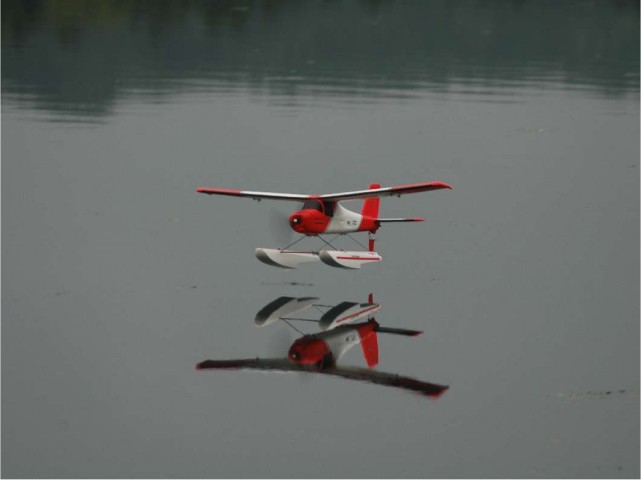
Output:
top-left (196, 294), bottom-right (449, 397)
top-left (197, 181), bottom-right (451, 269)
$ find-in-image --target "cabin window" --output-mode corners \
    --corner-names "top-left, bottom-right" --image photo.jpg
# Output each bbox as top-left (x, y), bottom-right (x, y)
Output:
top-left (302, 199), bottom-right (323, 213)
top-left (324, 201), bottom-right (335, 217)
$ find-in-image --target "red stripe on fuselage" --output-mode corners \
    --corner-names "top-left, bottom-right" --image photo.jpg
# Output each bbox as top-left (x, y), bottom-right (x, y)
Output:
top-left (335, 256), bottom-right (381, 261)
top-left (336, 304), bottom-right (380, 324)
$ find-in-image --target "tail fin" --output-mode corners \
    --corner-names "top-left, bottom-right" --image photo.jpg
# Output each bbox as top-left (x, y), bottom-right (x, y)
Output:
top-left (359, 330), bottom-right (379, 367)
top-left (358, 320), bottom-right (379, 367)
top-left (360, 183), bottom-right (381, 218)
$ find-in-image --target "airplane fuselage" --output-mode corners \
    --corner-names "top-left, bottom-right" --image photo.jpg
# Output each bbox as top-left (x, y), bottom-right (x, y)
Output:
top-left (289, 200), bottom-right (377, 236)
top-left (287, 321), bottom-right (377, 368)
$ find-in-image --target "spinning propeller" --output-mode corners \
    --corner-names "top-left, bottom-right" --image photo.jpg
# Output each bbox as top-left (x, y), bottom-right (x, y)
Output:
top-left (268, 207), bottom-right (294, 245)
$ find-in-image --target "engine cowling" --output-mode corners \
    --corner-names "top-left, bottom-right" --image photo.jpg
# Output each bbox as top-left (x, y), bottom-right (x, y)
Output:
top-left (288, 337), bottom-right (330, 365)
top-left (289, 209), bottom-right (330, 235)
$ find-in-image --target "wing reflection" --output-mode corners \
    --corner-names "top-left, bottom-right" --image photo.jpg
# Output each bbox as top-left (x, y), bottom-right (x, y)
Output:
top-left (197, 295), bottom-right (449, 398)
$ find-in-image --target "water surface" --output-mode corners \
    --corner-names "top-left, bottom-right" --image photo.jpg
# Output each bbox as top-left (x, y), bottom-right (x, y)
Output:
top-left (2, 1), bottom-right (639, 478)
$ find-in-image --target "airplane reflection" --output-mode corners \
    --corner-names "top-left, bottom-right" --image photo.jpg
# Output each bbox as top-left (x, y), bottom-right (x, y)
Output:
top-left (197, 295), bottom-right (449, 398)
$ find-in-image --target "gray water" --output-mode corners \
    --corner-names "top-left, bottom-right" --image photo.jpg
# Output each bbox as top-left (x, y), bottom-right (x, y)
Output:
top-left (2, 1), bottom-right (639, 478)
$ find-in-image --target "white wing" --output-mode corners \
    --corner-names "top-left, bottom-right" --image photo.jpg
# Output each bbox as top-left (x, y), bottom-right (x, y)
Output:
top-left (196, 187), bottom-right (309, 201)
top-left (319, 181), bottom-right (452, 202)
top-left (197, 181), bottom-right (451, 203)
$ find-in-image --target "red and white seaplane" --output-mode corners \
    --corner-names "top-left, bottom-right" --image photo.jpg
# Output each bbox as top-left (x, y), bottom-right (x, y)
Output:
top-left (197, 180), bottom-right (451, 269)
top-left (196, 294), bottom-right (449, 397)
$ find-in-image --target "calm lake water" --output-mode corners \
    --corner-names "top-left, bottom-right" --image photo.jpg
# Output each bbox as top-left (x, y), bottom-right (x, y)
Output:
top-left (2, 1), bottom-right (639, 478)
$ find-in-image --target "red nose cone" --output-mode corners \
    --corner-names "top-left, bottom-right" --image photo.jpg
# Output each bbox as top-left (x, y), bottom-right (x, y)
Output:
top-left (289, 209), bottom-right (330, 235)
top-left (289, 212), bottom-right (306, 233)
top-left (288, 337), bottom-right (330, 365)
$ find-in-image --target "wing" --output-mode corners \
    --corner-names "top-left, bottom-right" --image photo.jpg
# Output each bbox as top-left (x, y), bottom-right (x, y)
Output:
top-left (196, 358), bottom-right (307, 372)
top-left (322, 365), bottom-right (449, 397)
top-left (196, 188), bottom-right (309, 202)
top-left (319, 181), bottom-right (452, 202)
top-left (196, 358), bottom-right (448, 398)
top-left (196, 181), bottom-right (450, 202)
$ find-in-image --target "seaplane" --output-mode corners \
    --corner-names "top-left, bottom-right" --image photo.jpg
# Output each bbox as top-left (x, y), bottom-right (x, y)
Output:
top-left (196, 294), bottom-right (449, 397)
top-left (196, 180), bottom-right (451, 269)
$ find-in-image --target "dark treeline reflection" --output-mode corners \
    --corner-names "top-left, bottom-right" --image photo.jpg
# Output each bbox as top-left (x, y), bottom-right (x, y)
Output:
top-left (2, 0), bottom-right (639, 119)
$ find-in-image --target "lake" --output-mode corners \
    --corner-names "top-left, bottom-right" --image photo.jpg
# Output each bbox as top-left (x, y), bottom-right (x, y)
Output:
top-left (2, 1), bottom-right (639, 478)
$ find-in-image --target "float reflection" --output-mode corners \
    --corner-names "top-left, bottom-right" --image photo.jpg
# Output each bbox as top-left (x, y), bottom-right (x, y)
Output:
top-left (197, 294), bottom-right (448, 398)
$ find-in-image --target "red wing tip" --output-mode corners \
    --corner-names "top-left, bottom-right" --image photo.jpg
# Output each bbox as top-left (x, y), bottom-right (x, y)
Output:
top-left (195, 360), bottom-right (211, 370)
top-left (432, 181), bottom-right (452, 190)
top-left (390, 181), bottom-right (452, 191)
top-left (427, 386), bottom-right (450, 399)
top-left (196, 187), bottom-right (242, 195)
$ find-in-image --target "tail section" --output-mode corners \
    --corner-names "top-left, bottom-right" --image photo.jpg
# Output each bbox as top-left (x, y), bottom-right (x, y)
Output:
top-left (372, 318), bottom-right (423, 337)
top-left (361, 183), bottom-right (381, 218)
top-left (361, 183), bottom-right (426, 229)
top-left (357, 320), bottom-right (379, 367)
top-left (359, 329), bottom-right (379, 367)
top-left (357, 318), bottom-right (422, 368)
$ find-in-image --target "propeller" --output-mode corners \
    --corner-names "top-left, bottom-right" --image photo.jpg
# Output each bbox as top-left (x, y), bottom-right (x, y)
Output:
top-left (268, 207), bottom-right (293, 245)
top-left (266, 324), bottom-right (313, 385)
top-left (266, 324), bottom-right (294, 356)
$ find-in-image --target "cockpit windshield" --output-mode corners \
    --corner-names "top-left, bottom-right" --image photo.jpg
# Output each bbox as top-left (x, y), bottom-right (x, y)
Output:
top-left (302, 199), bottom-right (323, 212)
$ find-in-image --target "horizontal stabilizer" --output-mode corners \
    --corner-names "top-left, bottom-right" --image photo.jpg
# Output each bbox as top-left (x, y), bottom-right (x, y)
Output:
top-left (376, 218), bottom-right (425, 223)
top-left (375, 326), bottom-right (423, 337)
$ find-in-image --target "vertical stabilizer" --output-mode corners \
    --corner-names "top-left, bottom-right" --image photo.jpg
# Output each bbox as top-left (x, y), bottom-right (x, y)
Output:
top-left (358, 322), bottom-right (379, 367)
top-left (360, 183), bottom-right (381, 218)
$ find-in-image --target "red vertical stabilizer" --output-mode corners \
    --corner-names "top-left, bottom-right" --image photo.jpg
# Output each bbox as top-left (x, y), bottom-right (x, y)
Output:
top-left (358, 322), bottom-right (379, 368)
top-left (360, 183), bottom-right (381, 219)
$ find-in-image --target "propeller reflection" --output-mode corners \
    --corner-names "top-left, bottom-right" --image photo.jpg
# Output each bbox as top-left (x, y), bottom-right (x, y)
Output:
top-left (197, 294), bottom-right (449, 398)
